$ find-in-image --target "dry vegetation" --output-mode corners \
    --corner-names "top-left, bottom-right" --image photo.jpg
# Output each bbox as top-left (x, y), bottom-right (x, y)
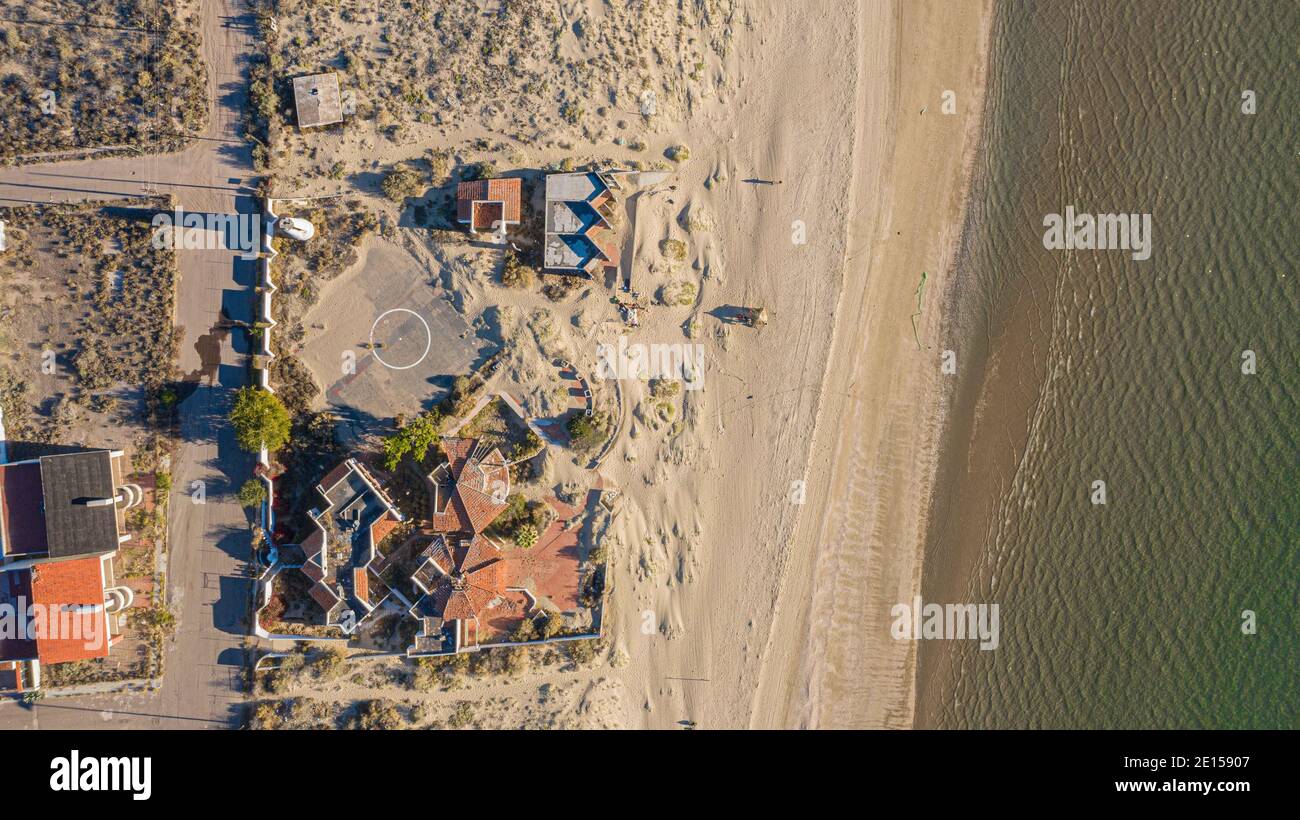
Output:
top-left (261, 0), bottom-right (737, 149)
top-left (0, 0), bottom-right (207, 162)
top-left (0, 199), bottom-right (182, 453)
top-left (247, 639), bottom-right (617, 729)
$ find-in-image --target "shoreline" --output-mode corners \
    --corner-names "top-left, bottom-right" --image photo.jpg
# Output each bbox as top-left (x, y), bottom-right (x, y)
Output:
top-left (749, 0), bottom-right (994, 728)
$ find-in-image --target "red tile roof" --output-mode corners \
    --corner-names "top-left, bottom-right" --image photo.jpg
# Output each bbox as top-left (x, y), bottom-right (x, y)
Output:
top-left (456, 178), bottom-right (522, 226)
top-left (431, 496), bottom-right (473, 534)
top-left (425, 536), bottom-right (506, 621)
top-left (440, 438), bottom-right (475, 474)
top-left (309, 581), bottom-right (339, 612)
top-left (28, 557), bottom-right (109, 664)
top-left (471, 201), bottom-right (504, 232)
top-left (369, 512), bottom-right (400, 548)
top-left (353, 567), bottom-right (370, 606)
top-left (316, 461), bottom-right (353, 494)
top-left (0, 462), bottom-right (49, 556)
top-left (301, 557), bottom-right (324, 582)
top-left (429, 439), bottom-right (509, 535)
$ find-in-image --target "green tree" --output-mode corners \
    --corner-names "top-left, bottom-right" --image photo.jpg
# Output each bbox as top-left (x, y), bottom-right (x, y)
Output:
top-left (230, 387), bottom-right (291, 453)
top-left (566, 411), bottom-right (609, 452)
top-left (383, 411), bottom-right (441, 471)
top-left (237, 478), bottom-right (268, 508)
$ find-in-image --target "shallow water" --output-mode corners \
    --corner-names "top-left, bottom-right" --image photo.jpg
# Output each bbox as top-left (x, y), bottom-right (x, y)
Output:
top-left (918, 0), bottom-right (1299, 728)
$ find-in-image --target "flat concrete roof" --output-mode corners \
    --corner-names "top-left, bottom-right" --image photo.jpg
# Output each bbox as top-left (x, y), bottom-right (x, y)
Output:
top-left (545, 172), bottom-right (603, 203)
top-left (292, 73), bottom-right (343, 128)
top-left (546, 200), bottom-right (584, 234)
top-left (544, 235), bottom-right (586, 269)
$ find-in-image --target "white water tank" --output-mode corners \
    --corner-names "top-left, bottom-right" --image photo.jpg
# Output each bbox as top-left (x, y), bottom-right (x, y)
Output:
top-left (276, 216), bottom-right (316, 241)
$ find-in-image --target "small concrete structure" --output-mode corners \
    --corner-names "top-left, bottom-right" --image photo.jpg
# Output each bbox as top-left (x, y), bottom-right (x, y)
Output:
top-left (292, 73), bottom-right (343, 129)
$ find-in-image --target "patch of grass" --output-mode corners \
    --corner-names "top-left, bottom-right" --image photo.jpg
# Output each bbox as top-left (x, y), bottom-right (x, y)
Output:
top-left (657, 281), bottom-right (697, 307)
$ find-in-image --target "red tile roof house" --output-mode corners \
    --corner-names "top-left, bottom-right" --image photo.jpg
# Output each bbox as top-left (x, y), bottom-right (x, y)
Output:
top-left (254, 458), bottom-right (403, 640)
top-left (407, 437), bottom-right (520, 655)
top-left (0, 450), bottom-right (143, 692)
top-left (455, 177), bottom-right (523, 241)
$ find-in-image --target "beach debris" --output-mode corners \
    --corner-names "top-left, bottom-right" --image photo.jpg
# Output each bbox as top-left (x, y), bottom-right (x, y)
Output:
top-left (910, 271), bottom-right (927, 350)
top-left (640, 90), bottom-right (657, 116)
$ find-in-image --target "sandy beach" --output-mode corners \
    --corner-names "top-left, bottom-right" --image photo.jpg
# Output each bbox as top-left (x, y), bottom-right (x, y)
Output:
top-left (744, 0), bottom-right (993, 728)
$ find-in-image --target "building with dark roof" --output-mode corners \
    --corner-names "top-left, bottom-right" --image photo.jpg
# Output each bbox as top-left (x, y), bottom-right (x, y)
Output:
top-left (294, 459), bottom-right (403, 635)
top-left (38, 450), bottom-right (123, 559)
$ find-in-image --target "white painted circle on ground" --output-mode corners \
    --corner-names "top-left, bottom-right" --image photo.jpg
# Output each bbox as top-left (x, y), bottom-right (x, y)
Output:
top-left (369, 308), bottom-right (432, 371)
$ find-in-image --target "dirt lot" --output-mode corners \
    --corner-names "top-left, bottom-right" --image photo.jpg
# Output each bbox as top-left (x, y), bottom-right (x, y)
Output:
top-left (0, 199), bottom-right (181, 459)
top-left (0, 0), bottom-right (207, 162)
top-left (247, 640), bottom-right (622, 729)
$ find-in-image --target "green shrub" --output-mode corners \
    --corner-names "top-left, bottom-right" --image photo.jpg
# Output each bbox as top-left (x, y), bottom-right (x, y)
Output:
top-left (464, 161), bottom-right (497, 181)
top-left (352, 699), bottom-right (402, 730)
top-left (230, 387), bottom-right (292, 453)
top-left (500, 251), bottom-right (535, 289)
top-left (514, 523), bottom-right (539, 549)
top-left (539, 611), bottom-right (565, 639)
top-left (566, 411), bottom-right (609, 452)
top-left (659, 238), bottom-right (688, 261)
top-left (664, 144), bottom-right (690, 162)
top-left (237, 478), bottom-right (268, 508)
top-left (510, 618), bottom-right (537, 642)
top-left (657, 281), bottom-right (697, 306)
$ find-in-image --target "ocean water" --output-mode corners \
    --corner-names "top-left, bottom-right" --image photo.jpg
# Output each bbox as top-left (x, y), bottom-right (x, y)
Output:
top-left (918, 0), bottom-right (1298, 728)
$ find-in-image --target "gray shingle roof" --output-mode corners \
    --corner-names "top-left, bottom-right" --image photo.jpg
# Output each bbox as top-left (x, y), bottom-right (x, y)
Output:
top-left (38, 451), bottom-right (120, 559)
